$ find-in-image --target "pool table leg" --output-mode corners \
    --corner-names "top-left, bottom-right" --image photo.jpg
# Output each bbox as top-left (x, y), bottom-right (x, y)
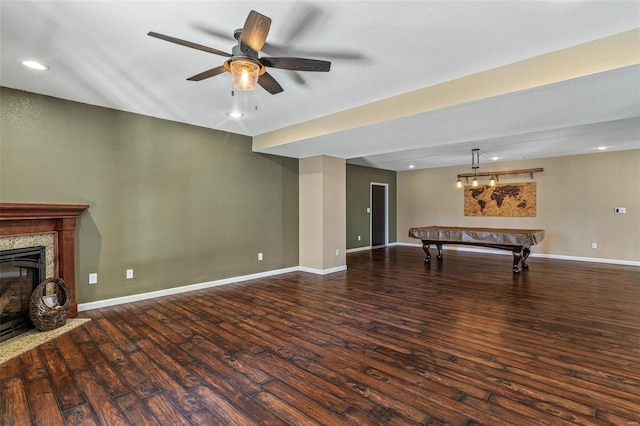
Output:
top-left (422, 243), bottom-right (431, 263)
top-left (436, 244), bottom-right (443, 261)
top-left (512, 248), bottom-right (522, 273)
top-left (521, 247), bottom-right (531, 269)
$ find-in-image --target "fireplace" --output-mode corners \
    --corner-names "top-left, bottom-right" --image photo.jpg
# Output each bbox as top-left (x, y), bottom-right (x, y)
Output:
top-left (0, 203), bottom-right (89, 319)
top-left (0, 246), bottom-right (46, 342)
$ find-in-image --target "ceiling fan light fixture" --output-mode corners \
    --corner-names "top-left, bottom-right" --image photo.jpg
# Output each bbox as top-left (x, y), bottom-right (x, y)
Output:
top-left (229, 59), bottom-right (261, 91)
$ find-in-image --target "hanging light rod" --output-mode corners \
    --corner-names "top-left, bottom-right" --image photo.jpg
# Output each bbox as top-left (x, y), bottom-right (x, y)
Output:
top-left (457, 168), bottom-right (544, 182)
top-left (455, 149), bottom-right (543, 188)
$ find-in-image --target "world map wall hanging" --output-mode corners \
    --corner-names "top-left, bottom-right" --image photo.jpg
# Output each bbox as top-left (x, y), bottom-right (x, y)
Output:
top-left (464, 182), bottom-right (537, 217)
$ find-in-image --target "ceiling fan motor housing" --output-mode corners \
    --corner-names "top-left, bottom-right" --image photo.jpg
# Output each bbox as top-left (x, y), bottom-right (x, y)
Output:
top-left (224, 43), bottom-right (266, 75)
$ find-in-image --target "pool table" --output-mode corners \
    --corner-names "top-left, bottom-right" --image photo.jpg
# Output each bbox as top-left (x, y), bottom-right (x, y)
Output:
top-left (409, 226), bottom-right (545, 272)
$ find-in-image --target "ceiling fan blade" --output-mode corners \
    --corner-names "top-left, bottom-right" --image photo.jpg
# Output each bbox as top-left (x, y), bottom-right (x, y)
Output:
top-left (261, 42), bottom-right (363, 61)
top-left (148, 32), bottom-right (230, 57)
top-left (258, 72), bottom-right (283, 94)
top-left (192, 24), bottom-right (233, 42)
top-left (187, 65), bottom-right (227, 81)
top-left (240, 10), bottom-right (271, 56)
top-left (260, 57), bottom-right (331, 72)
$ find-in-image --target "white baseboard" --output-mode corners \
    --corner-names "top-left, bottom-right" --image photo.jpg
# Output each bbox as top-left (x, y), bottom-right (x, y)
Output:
top-left (346, 246), bottom-right (372, 253)
top-left (78, 245), bottom-right (638, 312)
top-left (77, 264), bottom-right (348, 312)
top-left (394, 242), bottom-right (640, 267)
top-left (298, 265), bottom-right (347, 275)
top-left (78, 266), bottom-right (299, 312)
top-left (528, 253), bottom-right (640, 267)
top-left (346, 242), bottom-right (400, 253)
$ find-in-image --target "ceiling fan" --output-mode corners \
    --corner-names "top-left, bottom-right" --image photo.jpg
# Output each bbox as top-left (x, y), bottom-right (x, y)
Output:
top-left (148, 10), bottom-right (331, 94)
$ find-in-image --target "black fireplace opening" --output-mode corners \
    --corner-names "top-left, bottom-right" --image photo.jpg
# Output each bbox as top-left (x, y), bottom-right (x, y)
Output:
top-left (0, 246), bottom-right (46, 343)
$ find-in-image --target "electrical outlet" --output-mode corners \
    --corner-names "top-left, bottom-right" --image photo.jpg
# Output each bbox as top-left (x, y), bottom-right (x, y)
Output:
top-left (357, 235), bottom-right (361, 241)
top-left (335, 249), bottom-right (339, 256)
top-left (591, 243), bottom-right (597, 249)
top-left (614, 207), bottom-right (626, 214)
top-left (89, 273), bottom-right (97, 284)
top-left (126, 269), bottom-right (133, 279)
top-left (258, 252), bottom-right (263, 261)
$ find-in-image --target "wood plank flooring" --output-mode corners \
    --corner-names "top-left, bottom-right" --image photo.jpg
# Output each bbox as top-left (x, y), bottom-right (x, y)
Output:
top-left (1, 247), bottom-right (639, 425)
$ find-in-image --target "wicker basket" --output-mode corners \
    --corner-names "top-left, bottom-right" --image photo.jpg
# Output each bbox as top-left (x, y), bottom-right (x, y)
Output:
top-left (29, 277), bottom-right (71, 331)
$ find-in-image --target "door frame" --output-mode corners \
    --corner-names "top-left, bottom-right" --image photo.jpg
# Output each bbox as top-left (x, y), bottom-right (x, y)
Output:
top-left (370, 182), bottom-right (389, 248)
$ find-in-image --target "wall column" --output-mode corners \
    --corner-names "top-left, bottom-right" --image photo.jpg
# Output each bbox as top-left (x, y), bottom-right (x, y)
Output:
top-left (299, 155), bottom-right (346, 274)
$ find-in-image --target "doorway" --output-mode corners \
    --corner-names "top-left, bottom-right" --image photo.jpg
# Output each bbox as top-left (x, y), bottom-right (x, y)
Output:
top-left (370, 183), bottom-right (388, 247)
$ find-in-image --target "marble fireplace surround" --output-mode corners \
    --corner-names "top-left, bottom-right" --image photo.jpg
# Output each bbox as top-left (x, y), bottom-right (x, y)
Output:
top-left (0, 203), bottom-right (89, 317)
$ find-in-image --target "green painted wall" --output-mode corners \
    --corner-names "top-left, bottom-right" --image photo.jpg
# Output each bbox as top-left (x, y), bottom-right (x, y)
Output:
top-left (346, 164), bottom-right (397, 249)
top-left (1, 87), bottom-right (299, 303)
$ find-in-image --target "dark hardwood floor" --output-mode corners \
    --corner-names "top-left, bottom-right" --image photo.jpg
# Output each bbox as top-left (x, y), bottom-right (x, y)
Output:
top-left (2, 246), bottom-right (639, 425)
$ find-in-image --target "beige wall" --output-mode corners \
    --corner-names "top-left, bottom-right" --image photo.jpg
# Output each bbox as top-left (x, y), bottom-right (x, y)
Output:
top-left (322, 156), bottom-right (346, 269)
top-left (397, 150), bottom-right (640, 262)
top-left (299, 156), bottom-right (324, 270)
top-left (299, 155), bottom-right (346, 271)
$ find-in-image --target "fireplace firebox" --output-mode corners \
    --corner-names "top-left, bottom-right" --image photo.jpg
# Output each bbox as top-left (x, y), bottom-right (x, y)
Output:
top-left (0, 246), bottom-right (46, 342)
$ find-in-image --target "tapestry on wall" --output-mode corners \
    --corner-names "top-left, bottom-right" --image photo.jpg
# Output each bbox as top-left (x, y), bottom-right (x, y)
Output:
top-left (464, 182), bottom-right (537, 217)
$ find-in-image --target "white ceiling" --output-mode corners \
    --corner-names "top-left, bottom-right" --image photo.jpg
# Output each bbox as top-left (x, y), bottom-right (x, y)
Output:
top-left (1, 1), bottom-right (639, 171)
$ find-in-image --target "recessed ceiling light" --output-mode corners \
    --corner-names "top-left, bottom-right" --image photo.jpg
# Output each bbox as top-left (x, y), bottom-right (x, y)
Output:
top-left (597, 146), bottom-right (607, 151)
top-left (227, 111), bottom-right (243, 118)
top-left (491, 156), bottom-right (500, 161)
top-left (22, 60), bottom-right (49, 71)
top-left (409, 165), bottom-right (415, 169)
